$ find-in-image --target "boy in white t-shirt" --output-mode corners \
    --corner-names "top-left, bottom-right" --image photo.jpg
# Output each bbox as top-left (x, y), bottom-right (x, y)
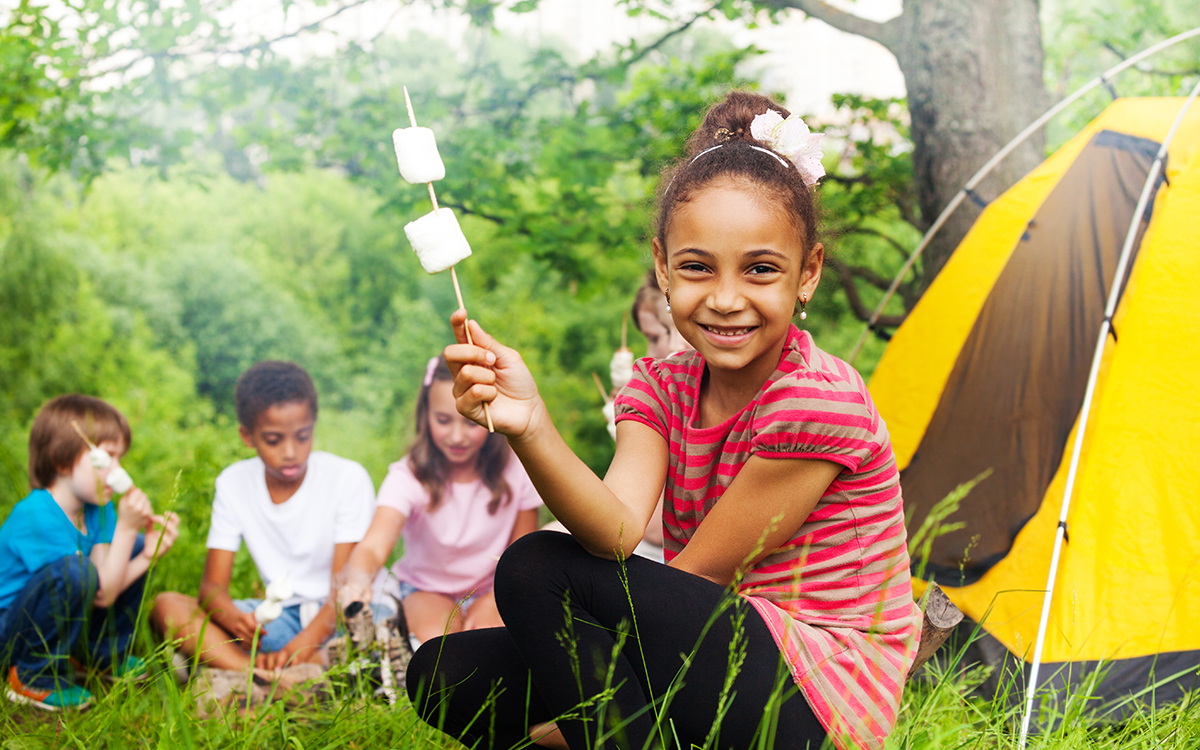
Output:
top-left (152, 362), bottom-right (374, 670)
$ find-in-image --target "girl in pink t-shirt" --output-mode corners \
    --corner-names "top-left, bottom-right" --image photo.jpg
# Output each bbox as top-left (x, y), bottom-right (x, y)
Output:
top-left (341, 356), bottom-right (541, 643)
top-left (410, 91), bottom-right (920, 750)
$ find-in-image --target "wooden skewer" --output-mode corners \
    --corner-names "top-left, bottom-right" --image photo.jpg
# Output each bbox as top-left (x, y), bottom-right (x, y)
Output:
top-left (621, 311), bottom-right (628, 351)
top-left (404, 86), bottom-right (494, 432)
top-left (70, 420), bottom-right (96, 449)
top-left (592, 372), bottom-right (612, 404)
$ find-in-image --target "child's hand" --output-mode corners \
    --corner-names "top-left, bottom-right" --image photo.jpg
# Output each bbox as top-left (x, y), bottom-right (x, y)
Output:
top-left (256, 633), bottom-right (320, 670)
top-left (115, 487), bottom-right (153, 532)
top-left (225, 609), bottom-right (265, 644)
top-left (445, 310), bottom-right (543, 439)
top-left (333, 565), bottom-right (374, 611)
top-left (141, 512), bottom-right (180, 561)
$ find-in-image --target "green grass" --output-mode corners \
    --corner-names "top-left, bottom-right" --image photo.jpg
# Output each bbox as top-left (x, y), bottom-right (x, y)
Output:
top-left (2, 480), bottom-right (1196, 749)
top-left (2, 630), bottom-right (1198, 750)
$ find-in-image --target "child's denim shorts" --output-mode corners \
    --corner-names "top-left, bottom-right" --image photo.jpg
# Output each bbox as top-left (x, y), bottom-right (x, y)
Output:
top-left (233, 599), bottom-right (313, 653)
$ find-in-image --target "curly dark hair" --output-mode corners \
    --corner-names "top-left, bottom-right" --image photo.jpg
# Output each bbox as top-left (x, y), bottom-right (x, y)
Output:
top-left (235, 361), bottom-right (319, 430)
top-left (656, 91), bottom-right (820, 256)
top-left (408, 356), bottom-right (512, 514)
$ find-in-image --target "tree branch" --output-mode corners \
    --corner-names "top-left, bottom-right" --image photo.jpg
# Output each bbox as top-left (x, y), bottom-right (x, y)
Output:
top-left (825, 256), bottom-right (907, 326)
top-left (611, 1), bottom-right (721, 68)
top-left (439, 201), bottom-right (533, 237)
top-left (843, 226), bottom-right (912, 263)
top-left (759, 0), bottom-right (901, 52)
top-left (87, 0), bottom-right (377, 81)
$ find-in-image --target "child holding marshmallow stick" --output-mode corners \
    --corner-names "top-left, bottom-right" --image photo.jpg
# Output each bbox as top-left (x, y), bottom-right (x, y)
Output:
top-left (0, 395), bottom-right (179, 710)
top-left (410, 91), bottom-right (920, 750)
top-left (338, 356), bottom-right (541, 644)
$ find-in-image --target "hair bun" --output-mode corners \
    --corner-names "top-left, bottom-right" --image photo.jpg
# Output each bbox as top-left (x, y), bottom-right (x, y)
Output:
top-left (688, 91), bottom-right (789, 156)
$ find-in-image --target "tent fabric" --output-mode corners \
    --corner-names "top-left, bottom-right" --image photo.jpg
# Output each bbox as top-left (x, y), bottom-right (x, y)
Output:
top-left (898, 130), bottom-right (1161, 583)
top-left (869, 98), bottom-right (1200, 707)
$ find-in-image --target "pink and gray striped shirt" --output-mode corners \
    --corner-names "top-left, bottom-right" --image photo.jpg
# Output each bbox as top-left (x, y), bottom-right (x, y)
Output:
top-left (615, 325), bottom-right (920, 750)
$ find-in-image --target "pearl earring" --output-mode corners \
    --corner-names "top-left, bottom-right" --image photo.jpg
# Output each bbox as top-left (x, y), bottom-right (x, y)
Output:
top-left (799, 293), bottom-right (808, 321)
top-left (665, 291), bottom-right (671, 313)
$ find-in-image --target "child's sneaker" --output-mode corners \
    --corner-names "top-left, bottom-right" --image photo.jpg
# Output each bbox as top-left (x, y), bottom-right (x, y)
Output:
top-left (69, 654), bottom-right (149, 682)
top-left (108, 655), bottom-right (148, 682)
top-left (5, 667), bottom-right (92, 711)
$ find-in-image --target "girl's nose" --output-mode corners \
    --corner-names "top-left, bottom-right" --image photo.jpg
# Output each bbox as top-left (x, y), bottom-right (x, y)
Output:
top-left (708, 276), bottom-right (746, 314)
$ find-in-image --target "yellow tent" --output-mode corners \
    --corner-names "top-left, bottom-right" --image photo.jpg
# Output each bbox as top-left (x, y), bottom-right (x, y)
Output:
top-left (869, 98), bottom-right (1200, 712)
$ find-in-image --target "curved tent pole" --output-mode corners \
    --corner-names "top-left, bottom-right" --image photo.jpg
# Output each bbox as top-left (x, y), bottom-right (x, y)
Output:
top-left (1016, 77), bottom-right (1200, 750)
top-left (847, 26), bottom-right (1200, 364)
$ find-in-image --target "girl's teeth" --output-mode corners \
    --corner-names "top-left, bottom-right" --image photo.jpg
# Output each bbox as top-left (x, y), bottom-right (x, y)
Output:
top-left (707, 326), bottom-right (750, 336)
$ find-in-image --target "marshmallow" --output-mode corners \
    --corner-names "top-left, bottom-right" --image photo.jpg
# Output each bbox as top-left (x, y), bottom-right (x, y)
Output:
top-left (404, 208), bottom-right (472, 274)
top-left (392, 127), bottom-right (446, 184)
top-left (602, 401), bottom-right (616, 441)
top-left (89, 447), bottom-right (112, 469)
top-left (255, 600), bottom-right (283, 625)
top-left (265, 578), bottom-right (293, 603)
top-left (256, 577), bottom-right (294, 624)
top-left (106, 466), bottom-right (133, 494)
top-left (610, 348), bottom-right (634, 391)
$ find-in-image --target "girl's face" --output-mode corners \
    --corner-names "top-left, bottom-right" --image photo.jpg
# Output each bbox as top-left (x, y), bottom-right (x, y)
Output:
top-left (67, 438), bottom-right (125, 506)
top-left (427, 380), bottom-right (489, 471)
top-left (653, 178), bottom-right (822, 382)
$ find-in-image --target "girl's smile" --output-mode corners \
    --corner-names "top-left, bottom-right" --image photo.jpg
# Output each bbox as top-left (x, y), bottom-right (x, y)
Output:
top-left (655, 177), bottom-right (822, 391)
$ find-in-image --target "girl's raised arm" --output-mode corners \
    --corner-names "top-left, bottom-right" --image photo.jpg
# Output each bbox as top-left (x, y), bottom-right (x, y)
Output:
top-left (445, 311), bottom-right (666, 559)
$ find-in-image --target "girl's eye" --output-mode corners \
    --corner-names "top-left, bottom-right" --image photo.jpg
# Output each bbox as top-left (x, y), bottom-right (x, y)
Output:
top-left (679, 262), bottom-right (708, 273)
top-left (748, 264), bottom-right (778, 275)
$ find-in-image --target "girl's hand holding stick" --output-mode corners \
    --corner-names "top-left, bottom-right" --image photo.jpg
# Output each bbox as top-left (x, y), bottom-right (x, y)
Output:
top-left (395, 86), bottom-right (494, 431)
top-left (445, 310), bottom-right (542, 439)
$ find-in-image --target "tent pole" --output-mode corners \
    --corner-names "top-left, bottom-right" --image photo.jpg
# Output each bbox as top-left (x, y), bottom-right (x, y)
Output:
top-left (1016, 77), bottom-right (1200, 750)
top-left (847, 26), bottom-right (1200, 364)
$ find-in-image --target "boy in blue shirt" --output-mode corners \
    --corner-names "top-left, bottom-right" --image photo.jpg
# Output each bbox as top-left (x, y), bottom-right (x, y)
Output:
top-left (0, 395), bottom-right (179, 710)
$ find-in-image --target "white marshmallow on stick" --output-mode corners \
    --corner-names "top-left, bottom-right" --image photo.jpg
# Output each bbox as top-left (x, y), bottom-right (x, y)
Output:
top-left (255, 577), bottom-right (294, 625)
top-left (610, 349), bottom-right (634, 391)
top-left (71, 420), bottom-right (135, 494)
top-left (405, 207), bottom-right (472, 274)
top-left (106, 466), bottom-right (134, 495)
top-left (392, 127), bottom-right (446, 184)
top-left (399, 85), bottom-right (493, 432)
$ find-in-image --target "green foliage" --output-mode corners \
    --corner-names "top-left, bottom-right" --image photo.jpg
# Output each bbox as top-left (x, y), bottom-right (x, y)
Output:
top-left (1043, 0), bottom-right (1200, 150)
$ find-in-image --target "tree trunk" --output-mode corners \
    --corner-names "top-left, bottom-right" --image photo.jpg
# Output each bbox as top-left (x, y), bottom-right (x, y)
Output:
top-left (785, 0), bottom-right (1048, 286)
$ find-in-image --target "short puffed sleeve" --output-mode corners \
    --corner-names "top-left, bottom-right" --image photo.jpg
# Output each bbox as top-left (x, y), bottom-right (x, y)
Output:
top-left (375, 457), bottom-right (432, 518)
top-left (613, 357), bottom-right (670, 441)
top-left (749, 370), bottom-right (882, 474)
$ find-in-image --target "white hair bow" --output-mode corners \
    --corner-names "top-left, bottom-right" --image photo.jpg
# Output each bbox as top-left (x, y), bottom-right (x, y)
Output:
top-left (750, 110), bottom-right (825, 187)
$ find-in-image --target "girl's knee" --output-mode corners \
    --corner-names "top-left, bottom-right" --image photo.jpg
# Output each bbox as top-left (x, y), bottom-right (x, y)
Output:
top-left (496, 530), bottom-right (580, 587)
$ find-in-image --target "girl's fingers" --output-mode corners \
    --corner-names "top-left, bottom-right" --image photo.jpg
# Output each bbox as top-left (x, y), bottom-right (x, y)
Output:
top-left (443, 343), bottom-right (495, 371)
top-left (451, 363), bottom-right (497, 398)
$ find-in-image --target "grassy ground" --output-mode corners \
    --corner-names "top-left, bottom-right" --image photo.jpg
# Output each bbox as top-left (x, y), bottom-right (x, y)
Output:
top-left (2, 627), bottom-right (1198, 750)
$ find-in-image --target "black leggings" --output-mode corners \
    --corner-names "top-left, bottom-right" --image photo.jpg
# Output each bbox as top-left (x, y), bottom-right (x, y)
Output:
top-left (406, 531), bottom-right (827, 750)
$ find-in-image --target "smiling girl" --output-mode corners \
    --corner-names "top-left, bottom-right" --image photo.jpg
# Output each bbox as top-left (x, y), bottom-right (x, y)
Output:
top-left (339, 356), bottom-right (541, 644)
top-left (409, 91), bottom-right (921, 750)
